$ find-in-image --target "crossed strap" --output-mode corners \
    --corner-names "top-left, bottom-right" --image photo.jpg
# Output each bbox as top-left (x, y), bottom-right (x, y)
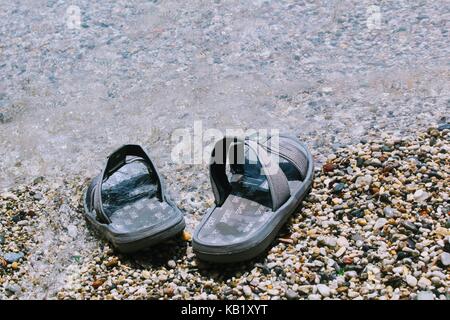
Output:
top-left (209, 136), bottom-right (291, 211)
top-left (91, 145), bottom-right (163, 224)
top-left (262, 135), bottom-right (309, 180)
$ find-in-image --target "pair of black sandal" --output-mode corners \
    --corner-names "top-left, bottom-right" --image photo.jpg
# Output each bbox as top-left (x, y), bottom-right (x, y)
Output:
top-left (83, 135), bottom-right (314, 263)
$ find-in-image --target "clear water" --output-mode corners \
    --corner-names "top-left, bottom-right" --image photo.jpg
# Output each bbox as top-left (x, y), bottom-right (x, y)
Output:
top-left (1, 0), bottom-right (448, 190)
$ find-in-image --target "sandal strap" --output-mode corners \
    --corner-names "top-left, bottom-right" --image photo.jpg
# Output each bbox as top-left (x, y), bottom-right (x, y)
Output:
top-left (262, 135), bottom-right (309, 179)
top-left (92, 144), bottom-right (163, 224)
top-left (209, 137), bottom-right (290, 211)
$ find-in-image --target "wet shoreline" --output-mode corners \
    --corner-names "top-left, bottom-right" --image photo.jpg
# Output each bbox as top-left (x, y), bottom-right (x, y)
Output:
top-left (1, 126), bottom-right (448, 300)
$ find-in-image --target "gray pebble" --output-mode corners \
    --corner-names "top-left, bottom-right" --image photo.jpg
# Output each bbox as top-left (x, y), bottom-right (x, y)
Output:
top-left (3, 252), bottom-right (24, 263)
top-left (405, 275), bottom-right (417, 287)
top-left (440, 252), bottom-right (450, 266)
top-left (285, 289), bottom-right (299, 300)
top-left (33, 192), bottom-right (43, 201)
top-left (242, 286), bottom-right (252, 297)
top-left (417, 277), bottom-right (432, 289)
top-left (416, 291), bottom-right (434, 300)
top-left (383, 207), bottom-right (398, 218)
top-left (317, 284), bottom-right (331, 297)
top-left (5, 284), bottom-right (21, 295)
top-left (402, 221), bottom-right (418, 233)
top-left (437, 123), bottom-right (450, 131)
top-left (374, 218), bottom-right (388, 230)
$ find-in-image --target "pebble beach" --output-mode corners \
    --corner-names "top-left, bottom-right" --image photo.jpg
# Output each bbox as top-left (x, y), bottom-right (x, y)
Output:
top-left (1, 125), bottom-right (448, 300)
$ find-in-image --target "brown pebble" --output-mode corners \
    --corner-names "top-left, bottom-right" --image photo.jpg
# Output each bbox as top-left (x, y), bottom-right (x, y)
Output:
top-left (397, 206), bottom-right (407, 213)
top-left (279, 238), bottom-right (294, 245)
top-left (92, 279), bottom-right (105, 289)
top-left (435, 227), bottom-right (449, 237)
top-left (343, 257), bottom-right (353, 264)
top-left (388, 218), bottom-right (396, 225)
top-left (323, 163), bottom-right (335, 173)
top-left (356, 218), bottom-right (367, 226)
top-left (0, 258), bottom-right (7, 268)
top-left (312, 247), bottom-right (320, 257)
top-left (26, 210), bottom-right (36, 217)
top-left (307, 273), bottom-right (316, 282)
top-left (307, 229), bottom-right (318, 238)
top-left (382, 166), bottom-right (393, 173)
top-left (182, 231), bottom-right (192, 241)
top-left (163, 287), bottom-right (174, 297)
top-left (105, 258), bottom-right (119, 268)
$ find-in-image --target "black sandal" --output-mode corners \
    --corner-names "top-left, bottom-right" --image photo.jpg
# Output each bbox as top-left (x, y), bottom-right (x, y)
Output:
top-left (83, 145), bottom-right (185, 253)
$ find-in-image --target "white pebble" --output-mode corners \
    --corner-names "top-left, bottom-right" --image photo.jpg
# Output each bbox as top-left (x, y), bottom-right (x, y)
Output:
top-left (317, 284), bottom-right (331, 297)
top-left (67, 225), bottom-right (78, 238)
top-left (337, 236), bottom-right (349, 248)
top-left (440, 252), bottom-right (450, 266)
top-left (335, 247), bottom-right (346, 257)
top-left (416, 291), bottom-right (434, 300)
top-left (374, 218), bottom-right (387, 230)
top-left (405, 275), bottom-right (417, 287)
top-left (417, 277), bottom-right (431, 289)
top-left (355, 175), bottom-right (372, 187)
top-left (167, 260), bottom-right (176, 268)
top-left (243, 286), bottom-right (252, 297)
top-left (413, 189), bottom-right (429, 202)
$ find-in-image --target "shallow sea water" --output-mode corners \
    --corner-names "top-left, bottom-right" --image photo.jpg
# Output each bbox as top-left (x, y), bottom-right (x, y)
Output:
top-left (0, 0), bottom-right (448, 190)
